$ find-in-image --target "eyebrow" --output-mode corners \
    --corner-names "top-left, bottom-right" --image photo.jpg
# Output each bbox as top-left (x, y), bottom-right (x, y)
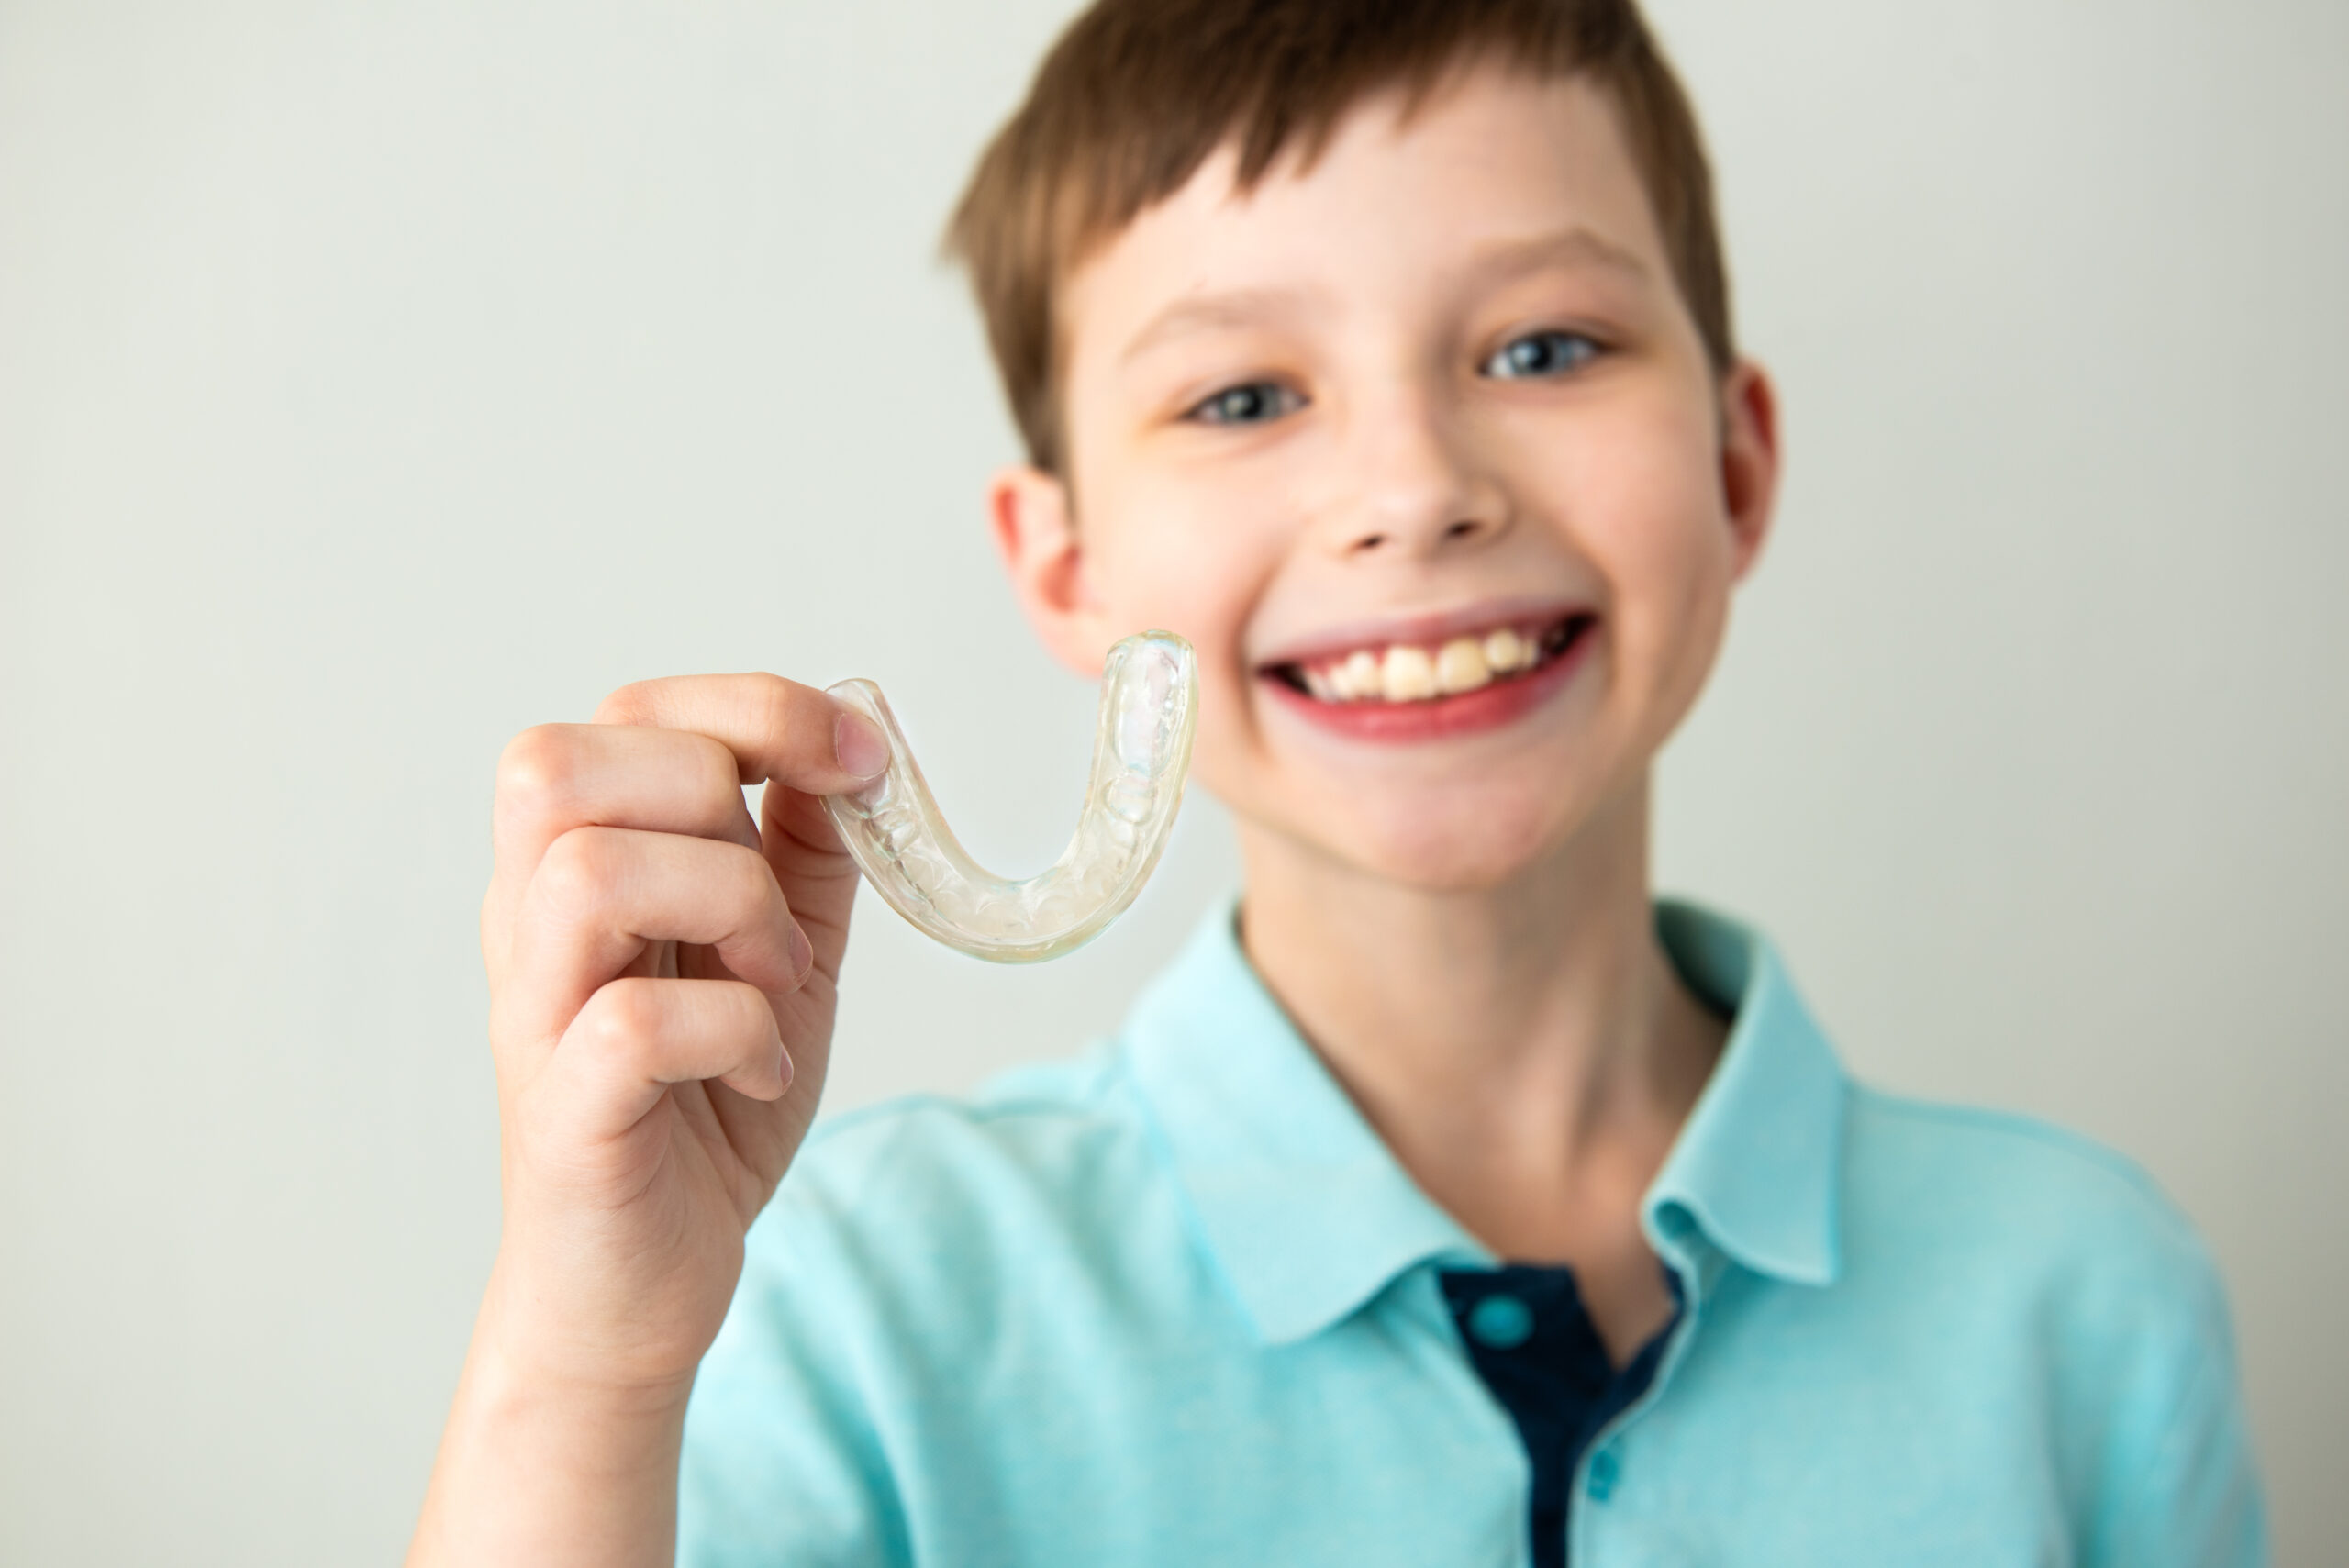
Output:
top-left (1464, 226), bottom-right (1653, 288)
top-left (1119, 287), bottom-right (1314, 367)
top-left (1114, 226), bottom-right (1653, 368)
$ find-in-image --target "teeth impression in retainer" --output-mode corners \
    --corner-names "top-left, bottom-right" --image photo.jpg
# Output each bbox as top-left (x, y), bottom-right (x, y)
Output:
top-left (822, 631), bottom-right (1199, 963)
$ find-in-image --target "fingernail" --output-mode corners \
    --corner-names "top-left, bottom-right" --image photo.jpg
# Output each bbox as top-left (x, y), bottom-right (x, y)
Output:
top-left (833, 709), bottom-right (889, 779)
top-left (786, 919), bottom-right (815, 984)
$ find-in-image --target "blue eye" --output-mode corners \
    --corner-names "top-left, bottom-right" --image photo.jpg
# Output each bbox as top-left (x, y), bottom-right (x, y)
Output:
top-left (1484, 329), bottom-right (1602, 381)
top-left (1187, 381), bottom-right (1303, 426)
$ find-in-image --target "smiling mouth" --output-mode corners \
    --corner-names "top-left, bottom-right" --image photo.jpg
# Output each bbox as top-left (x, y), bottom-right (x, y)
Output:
top-left (1262, 612), bottom-right (1597, 706)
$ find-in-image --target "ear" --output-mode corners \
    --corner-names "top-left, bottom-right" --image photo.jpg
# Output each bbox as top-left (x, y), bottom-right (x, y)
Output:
top-left (989, 463), bottom-right (1114, 678)
top-left (1717, 359), bottom-right (1781, 584)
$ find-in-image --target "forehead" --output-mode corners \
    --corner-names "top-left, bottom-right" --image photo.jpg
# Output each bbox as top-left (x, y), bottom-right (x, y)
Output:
top-left (1060, 66), bottom-right (1670, 363)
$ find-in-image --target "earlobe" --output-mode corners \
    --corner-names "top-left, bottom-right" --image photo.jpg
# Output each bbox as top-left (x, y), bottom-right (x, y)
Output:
top-left (988, 463), bottom-right (1107, 677)
top-left (1718, 361), bottom-right (1781, 584)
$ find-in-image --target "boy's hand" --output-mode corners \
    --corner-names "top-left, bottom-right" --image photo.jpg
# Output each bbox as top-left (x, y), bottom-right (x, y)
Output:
top-left (409, 673), bottom-right (888, 1568)
top-left (473, 673), bottom-right (885, 1398)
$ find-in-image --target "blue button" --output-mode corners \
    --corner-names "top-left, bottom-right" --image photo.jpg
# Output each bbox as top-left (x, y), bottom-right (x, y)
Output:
top-left (1466, 1293), bottom-right (1534, 1350)
top-left (1586, 1449), bottom-right (1620, 1501)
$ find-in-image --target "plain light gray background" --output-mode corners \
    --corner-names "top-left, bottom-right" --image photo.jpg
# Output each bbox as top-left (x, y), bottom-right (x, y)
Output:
top-left (3, 0), bottom-right (2342, 1562)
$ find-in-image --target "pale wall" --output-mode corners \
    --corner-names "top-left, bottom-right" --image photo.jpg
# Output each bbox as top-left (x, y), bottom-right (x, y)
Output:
top-left (2, 1), bottom-right (2341, 1561)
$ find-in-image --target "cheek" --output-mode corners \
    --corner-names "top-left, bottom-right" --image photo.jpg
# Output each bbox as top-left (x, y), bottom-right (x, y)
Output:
top-left (1087, 495), bottom-right (1238, 644)
top-left (1097, 537), bottom-right (1295, 812)
top-left (1079, 487), bottom-right (1273, 713)
top-left (1574, 402), bottom-right (1736, 718)
top-left (1063, 406), bottom-right (1296, 810)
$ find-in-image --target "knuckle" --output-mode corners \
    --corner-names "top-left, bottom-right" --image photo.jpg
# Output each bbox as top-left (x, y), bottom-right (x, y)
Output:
top-left (721, 840), bottom-right (784, 916)
top-left (534, 826), bottom-right (619, 909)
top-left (745, 673), bottom-right (797, 740)
top-left (692, 731), bottom-right (750, 801)
top-left (495, 725), bottom-right (577, 822)
top-left (587, 977), bottom-right (666, 1049)
top-left (723, 983), bottom-right (779, 1041)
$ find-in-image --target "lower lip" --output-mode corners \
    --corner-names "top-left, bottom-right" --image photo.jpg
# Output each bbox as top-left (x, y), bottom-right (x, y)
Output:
top-left (1259, 619), bottom-right (1598, 743)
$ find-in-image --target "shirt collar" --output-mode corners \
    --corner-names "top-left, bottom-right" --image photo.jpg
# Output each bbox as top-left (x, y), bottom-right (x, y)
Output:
top-left (1118, 902), bottom-right (1490, 1344)
top-left (1118, 895), bottom-right (1847, 1345)
top-left (1642, 899), bottom-right (1847, 1290)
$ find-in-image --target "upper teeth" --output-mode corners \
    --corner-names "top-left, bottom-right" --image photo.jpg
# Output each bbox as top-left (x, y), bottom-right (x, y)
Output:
top-left (1303, 626), bottom-right (1548, 704)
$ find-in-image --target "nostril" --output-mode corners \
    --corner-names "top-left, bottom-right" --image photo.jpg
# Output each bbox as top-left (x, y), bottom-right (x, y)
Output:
top-left (1442, 519), bottom-right (1479, 541)
top-left (1353, 532), bottom-right (1389, 553)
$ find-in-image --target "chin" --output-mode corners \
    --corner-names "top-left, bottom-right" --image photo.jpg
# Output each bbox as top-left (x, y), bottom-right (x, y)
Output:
top-left (1325, 791), bottom-right (1586, 894)
top-left (1210, 734), bottom-right (1646, 896)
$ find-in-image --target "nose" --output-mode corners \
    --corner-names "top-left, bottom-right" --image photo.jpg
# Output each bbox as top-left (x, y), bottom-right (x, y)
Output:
top-left (1316, 387), bottom-right (1512, 562)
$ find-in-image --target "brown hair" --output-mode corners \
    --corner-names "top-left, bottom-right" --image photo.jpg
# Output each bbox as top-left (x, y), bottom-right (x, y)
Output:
top-left (943, 0), bottom-right (1734, 475)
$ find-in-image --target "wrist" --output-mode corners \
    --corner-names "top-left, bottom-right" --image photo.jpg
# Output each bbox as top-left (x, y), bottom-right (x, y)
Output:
top-left (472, 1263), bottom-right (703, 1422)
top-left (471, 1325), bottom-right (697, 1436)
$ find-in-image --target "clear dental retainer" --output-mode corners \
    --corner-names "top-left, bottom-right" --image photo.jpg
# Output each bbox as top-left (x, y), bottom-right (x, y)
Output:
top-left (822, 631), bottom-right (1198, 963)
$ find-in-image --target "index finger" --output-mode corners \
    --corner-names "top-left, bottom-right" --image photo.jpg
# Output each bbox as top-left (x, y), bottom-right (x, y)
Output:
top-left (594, 672), bottom-right (889, 795)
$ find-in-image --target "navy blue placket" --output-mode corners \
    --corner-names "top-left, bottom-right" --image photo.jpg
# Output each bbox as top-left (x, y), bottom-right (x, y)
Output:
top-left (1437, 1262), bottom-right (1684, 1568)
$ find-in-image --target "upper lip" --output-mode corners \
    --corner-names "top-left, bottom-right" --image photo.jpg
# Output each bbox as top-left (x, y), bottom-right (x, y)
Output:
top-left (1251, 595), bottom-right (1597, 671)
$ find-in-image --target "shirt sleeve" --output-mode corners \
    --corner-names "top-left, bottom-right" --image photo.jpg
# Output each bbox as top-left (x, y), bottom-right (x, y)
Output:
top-left (676, 1161), bottom-right (912, 1568)
top-left (2086, 1237), bottom-right (2267, 1568)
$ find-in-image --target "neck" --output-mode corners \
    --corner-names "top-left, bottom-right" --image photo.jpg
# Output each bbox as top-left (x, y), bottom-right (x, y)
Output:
top-left (1234, 773), bottom-right (1726, 1265)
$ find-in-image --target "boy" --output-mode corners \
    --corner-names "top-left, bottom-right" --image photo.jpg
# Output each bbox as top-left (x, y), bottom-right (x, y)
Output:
top-left (407, 1), bottom-right (2266, 1562)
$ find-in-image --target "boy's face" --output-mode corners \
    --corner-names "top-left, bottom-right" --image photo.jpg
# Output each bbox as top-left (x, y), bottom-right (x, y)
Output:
top-left (994, 62), bottom-right (1778, 893)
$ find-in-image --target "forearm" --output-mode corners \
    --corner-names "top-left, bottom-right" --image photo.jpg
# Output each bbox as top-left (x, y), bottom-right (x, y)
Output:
top-left (406, 1302), bottom-right (695, 1568)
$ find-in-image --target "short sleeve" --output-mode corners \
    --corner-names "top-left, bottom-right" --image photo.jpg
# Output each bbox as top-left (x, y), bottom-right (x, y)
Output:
top-left (676, 1159), bottom-right (911, 1568)
top-left (2086, 1239), bottom-right (2267, 1568)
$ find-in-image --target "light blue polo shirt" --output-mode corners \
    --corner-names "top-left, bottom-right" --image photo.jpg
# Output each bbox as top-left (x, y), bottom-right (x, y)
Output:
top-left (679, 897), bottom-right (2265, 1565)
